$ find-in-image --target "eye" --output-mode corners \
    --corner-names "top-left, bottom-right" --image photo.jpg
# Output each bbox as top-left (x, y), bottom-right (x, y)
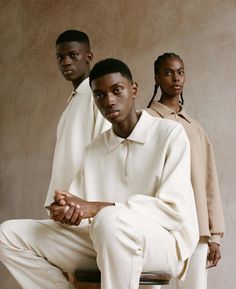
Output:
top-left (93, 92), bottom-right (105, 100)
top-left (179, 70), bottom-right (185, 75)
top-left (163, 70), bottom-right (172, 76)
top-left (69, 52), bottom-right (79, 59)
top-left (113, 86), bottom-right (123, 94)
top-left (56, 55), bottom-right (63, 61)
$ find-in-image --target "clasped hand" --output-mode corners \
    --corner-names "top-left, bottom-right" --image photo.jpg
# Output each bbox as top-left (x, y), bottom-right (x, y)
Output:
top-left (49, 191), bottom-right (98, 226)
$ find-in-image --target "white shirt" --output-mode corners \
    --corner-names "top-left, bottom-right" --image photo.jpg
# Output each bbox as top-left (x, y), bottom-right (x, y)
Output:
top-left (70, 110), bottom-right (199, 262)
top-left (45, 78), bottom-right (110, 206)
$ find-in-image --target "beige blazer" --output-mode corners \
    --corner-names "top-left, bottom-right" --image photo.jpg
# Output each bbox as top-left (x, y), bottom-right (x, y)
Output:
top-left (147, 101), bottom-right (225, 244)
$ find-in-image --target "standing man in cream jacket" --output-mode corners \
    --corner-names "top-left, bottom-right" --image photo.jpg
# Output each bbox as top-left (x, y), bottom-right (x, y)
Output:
top-left (45, 30), bottom-right (110, 207)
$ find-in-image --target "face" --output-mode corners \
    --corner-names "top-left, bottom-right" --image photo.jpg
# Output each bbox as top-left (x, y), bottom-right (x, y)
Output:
top-left (56, 41), bottom-right (93, 87)
top-left (91, 72), bottom-right (137, 125)
top-left (155, 57), bottom-right (186, 97)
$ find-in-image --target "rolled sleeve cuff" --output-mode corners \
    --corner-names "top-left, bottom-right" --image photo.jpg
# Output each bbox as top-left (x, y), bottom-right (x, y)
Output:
top-left (211, 234), bottom-right (222, 244)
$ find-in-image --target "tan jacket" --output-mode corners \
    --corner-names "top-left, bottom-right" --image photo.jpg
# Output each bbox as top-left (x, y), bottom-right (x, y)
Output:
top-left (147, 101), bottom-right (225, 244)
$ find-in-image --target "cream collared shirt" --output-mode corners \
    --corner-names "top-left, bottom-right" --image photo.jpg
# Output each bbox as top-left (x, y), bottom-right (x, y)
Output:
top-left (70, 111), bottom-right (199, 262)
top-left (147, 101), bottom-right (225, 244)
top-left (45, 78), bottom-right (110, 206)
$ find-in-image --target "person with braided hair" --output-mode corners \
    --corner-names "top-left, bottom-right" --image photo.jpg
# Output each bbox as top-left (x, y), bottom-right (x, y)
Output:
top-left (146, 52), bottom-right (225, 289)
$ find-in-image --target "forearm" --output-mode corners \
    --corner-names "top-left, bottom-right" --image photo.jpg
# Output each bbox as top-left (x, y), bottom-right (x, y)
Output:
top-left (88, 201), bottom-right (115, 218)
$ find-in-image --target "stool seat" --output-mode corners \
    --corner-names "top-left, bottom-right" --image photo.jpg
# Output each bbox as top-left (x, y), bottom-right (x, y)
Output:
top-left (74, 270), bottom-right (171, 285)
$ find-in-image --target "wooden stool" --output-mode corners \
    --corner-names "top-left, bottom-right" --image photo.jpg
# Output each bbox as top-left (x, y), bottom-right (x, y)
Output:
top-left (74, 270), bottom-right (171, 286)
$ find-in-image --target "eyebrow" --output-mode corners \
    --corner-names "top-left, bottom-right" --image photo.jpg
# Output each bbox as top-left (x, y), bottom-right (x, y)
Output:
top-left (56, 49), bottom-right (78, 56)
top-left (92, 82), bottom-right (124, 92)
top-left (163, 67), bottom-right (184, 71)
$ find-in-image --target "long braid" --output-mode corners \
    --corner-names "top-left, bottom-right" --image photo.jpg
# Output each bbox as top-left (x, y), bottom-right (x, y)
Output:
top-left (147, 52), bottom-right (185, 107)
top-left (147, 83), bottom-right (159, 108)
top-left (180, 93), bottom-right (184, 105)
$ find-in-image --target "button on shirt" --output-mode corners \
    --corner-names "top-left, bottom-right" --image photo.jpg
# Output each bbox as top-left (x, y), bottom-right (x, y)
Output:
top-left (70, 111), bottom-right (199, 262)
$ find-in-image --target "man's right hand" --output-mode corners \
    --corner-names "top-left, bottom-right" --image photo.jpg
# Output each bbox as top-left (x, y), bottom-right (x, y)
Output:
top-left (50, 190), bottom-right (114, 226)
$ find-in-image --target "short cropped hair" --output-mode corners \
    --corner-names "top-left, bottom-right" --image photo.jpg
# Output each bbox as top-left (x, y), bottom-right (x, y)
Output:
top-left (56, 30), bottom-right (90, 49)
top-left (89, 58), bottom-right (133, 86)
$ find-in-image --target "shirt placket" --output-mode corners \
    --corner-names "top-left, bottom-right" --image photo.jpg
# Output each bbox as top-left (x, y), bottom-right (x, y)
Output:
top-left (124, 139), bottom-right (130, 177)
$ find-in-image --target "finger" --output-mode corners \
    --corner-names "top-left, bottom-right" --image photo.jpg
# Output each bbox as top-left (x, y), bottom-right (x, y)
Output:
top-left (206, 250), bottom-right (220, 268)
top-left (207, 249), bottom-right (216, 262)
top-left (75, 211), bottom-right (84, 226)
top-left (70, 205), bottom-right (81, 223)
top-left (212, 251), bottom-right (221, 267)
top-left (63, 191), bottom-right (72, 198)
top-left (58, 199), bottom-right (66, 206)
top-left (55, 190), bottom-right (66, 195)
top-left (54, 195), bottom-right (66, 205)
top-left (65, 204), bottom-right (75, 220)
top-left (206, 262), bottom-right (216, 269)
top-left (51, 204), bottom-right (67, 214)
top-left (54, 205), bottom-right (70, 222)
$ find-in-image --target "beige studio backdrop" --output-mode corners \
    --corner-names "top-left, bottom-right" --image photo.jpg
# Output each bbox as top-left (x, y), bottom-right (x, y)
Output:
top-left (0, 0), bottom-right (235, 288)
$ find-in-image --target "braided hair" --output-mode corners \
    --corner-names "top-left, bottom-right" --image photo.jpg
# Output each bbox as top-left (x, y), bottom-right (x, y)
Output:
top-left (147, 52), bottom-right (184, 108)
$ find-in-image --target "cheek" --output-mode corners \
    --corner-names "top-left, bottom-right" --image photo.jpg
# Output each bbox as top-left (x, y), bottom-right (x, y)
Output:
top-left (57, 62), bottom-right (63, 69)
top-left (94, 101), bottom-right (103, 111)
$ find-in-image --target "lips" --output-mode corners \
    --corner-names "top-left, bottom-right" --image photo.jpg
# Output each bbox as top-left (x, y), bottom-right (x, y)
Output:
top-left (63, 70), bottom-right (73, 76)
top-left (105, 109), bottom-right (120, 119)
top-left (172, 85), bottom-right (182, 90)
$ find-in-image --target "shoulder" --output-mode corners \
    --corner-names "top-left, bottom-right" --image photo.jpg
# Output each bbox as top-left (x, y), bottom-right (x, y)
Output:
top-left (187, 115), bottom-right (211, 145)
top-left (75, 78), bottom-right (93, 101)
top-left (84, 129), bottom-right (110, 154)
top-left (145, 107), bottom-right (162, 117)
top-left (144, 111), bottom-right (187, 143)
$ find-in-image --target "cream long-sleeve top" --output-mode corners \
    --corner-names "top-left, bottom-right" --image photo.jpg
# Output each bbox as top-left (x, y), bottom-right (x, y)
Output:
top-left (70, 110), bottom-right (199, 263)
top-left (147, 101), bottom-right (225, 244)
top-left (44, 78), bottom-right (110, 206)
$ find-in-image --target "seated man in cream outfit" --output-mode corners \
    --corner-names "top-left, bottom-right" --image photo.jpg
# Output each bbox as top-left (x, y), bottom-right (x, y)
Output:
top-left (0, 58), bottom-right (198, 289)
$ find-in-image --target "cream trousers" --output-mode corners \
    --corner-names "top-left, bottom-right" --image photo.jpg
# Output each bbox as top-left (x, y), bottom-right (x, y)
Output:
top-left (0, 206), bottom-right (183, 289)
top-left (138, 241), bottom-right (208, 289)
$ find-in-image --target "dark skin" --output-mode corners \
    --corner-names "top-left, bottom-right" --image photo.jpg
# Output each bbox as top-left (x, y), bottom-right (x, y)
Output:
top-left (155, 56), bottom-right (221, 268)
top-left (56, 41), bottom-right (93, 89)
top-left (49, 72), bottom-right (139, 225)
top-left (49, 41), bottom-right (94, 225)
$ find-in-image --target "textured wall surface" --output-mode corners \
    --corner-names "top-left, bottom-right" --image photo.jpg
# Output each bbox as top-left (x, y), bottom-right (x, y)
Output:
top-left (0, 0), bottom-right (235, 288)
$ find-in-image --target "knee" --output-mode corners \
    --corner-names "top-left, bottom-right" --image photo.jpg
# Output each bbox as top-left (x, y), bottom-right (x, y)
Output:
top-left (0, 219), bottom-right (20, 243)
top-left (90, 205), bottom-right (142, 249)
top-left (91, 206), bottom-right (122, 242)
top-left (0, 220), bottom-right (18, 258)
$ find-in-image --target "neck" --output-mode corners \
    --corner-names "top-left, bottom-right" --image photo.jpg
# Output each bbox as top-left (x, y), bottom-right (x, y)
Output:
top-left (72, 71), bottom-right (90, 89)
top-left (159, 94), bottom-right (181, 113)
top-left (113, 110), bottom-right (140, 139)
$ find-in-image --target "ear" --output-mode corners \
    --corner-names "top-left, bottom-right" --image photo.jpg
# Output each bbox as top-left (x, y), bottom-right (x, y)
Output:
top-left (131, 82), bottom-right (138, 99)
top-left (86, 51), bottom-right (93, 64)
top-left (154, 75), bottom-right (160, 85)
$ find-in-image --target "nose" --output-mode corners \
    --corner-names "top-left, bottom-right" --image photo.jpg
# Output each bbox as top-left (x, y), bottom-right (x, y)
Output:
top-left (173, 72), bottom-right (179, 82)
top-left (105, 93), bottom-right (116, 107)
top-left (61, 55), bottom-right (72, 66)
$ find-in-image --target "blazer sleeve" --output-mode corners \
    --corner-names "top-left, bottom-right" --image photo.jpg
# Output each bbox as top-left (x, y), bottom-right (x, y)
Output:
top-left (205, 136), bottom-right (225, 243)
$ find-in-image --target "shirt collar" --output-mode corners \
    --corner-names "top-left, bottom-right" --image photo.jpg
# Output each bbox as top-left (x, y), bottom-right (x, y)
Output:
top-left (105, 110), bottom-right (154, 152)
top-left (66, 78), bottom-right (90, 104)
top-left (150, 101), bottom-right (192, 123)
